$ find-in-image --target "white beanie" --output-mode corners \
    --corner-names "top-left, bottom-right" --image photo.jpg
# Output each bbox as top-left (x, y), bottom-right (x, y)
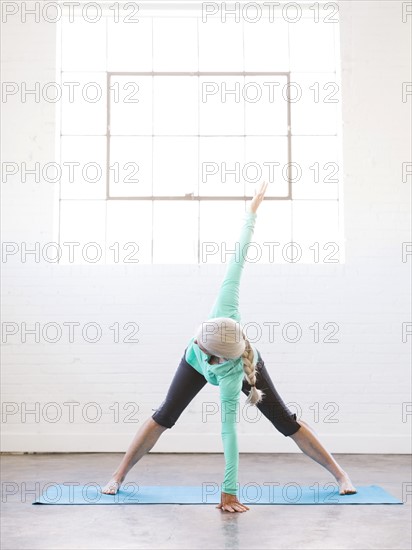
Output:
top-left (195, 317), bottom-right (246, 359)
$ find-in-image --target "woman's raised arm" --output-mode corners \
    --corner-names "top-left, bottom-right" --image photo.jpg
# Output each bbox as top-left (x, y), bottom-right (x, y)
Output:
top-left (208, 182), bottom-right (269, 321)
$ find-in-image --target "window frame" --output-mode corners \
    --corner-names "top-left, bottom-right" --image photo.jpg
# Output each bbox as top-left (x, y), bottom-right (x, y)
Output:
top-left (106, 71), bottom-right (292, 201)
top-left (56, 8), bottom-right (345, 265)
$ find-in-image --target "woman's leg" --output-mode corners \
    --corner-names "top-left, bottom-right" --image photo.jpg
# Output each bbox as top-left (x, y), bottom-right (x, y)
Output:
top-left (102, 350), bottom-right (208, 494)
top-left (241, 351), bottom-right (356, 495)
top-left (288, 419), bottom-right (356, 494)
top-left (102, 417), bottom-right (168, 494)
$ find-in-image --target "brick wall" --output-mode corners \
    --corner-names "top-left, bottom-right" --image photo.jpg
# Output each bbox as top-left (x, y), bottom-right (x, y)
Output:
top-left (1, 1), bottom-right (411, 453)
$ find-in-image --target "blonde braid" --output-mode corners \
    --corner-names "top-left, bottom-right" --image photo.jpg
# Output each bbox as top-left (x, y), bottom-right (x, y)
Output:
top-left (241, 337), bottom-right (265, 405)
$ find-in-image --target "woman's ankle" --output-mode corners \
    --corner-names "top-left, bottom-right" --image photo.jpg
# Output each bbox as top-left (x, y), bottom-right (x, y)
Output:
top-left (335, 468), bottom-right (348, 481)
top-left (112, 471), bottom-right (126, 483)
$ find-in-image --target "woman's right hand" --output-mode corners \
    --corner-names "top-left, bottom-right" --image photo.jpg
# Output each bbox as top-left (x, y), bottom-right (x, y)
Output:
top-left (216, 492), bottom-right (250, 513)
top-left (249, 181), bottom-right (269, 214)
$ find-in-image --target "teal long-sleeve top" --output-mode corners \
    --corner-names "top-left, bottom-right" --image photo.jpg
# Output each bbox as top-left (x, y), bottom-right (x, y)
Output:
top-left (185, 208), bottom-right (259, 496)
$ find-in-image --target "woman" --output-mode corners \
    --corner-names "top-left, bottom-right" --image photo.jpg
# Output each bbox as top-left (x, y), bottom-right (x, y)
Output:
top-left (102, 181), bottom-right (356, 513)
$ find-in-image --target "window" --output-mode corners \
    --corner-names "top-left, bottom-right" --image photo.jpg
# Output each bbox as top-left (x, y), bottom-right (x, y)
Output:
top-left (58, 4), bottom-right (343, 265)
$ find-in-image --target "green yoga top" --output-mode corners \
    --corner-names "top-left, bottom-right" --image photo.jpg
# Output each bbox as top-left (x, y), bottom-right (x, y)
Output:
top-left (185, 208), bottom-right (258, 495)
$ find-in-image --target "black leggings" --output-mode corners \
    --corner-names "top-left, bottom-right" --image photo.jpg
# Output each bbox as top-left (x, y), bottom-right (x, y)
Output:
top-left (152, 349), bottom-right (301, 437)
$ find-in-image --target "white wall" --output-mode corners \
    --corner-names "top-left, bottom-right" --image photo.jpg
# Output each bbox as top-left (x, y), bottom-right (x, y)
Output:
top-left (1, 1), bottom-right (411, 454)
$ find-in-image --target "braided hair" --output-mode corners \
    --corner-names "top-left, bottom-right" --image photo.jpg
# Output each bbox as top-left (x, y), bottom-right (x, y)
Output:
top-left (241, 337), bottom-right (265, 405)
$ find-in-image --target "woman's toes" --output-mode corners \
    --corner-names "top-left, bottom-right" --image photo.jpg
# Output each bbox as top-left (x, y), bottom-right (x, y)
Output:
top-left (339, 481), bottom-right (357, 495)
top-left (102, 480), bottom-right (120, 494)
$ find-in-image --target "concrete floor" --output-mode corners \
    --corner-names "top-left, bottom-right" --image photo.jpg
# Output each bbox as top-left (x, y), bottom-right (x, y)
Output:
top-left (1, 453), bottom-right (411, 550)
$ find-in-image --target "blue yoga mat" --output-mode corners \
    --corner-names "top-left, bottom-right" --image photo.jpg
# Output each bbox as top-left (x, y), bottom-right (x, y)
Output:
top-left (32, 484), bottom-right (402, 505)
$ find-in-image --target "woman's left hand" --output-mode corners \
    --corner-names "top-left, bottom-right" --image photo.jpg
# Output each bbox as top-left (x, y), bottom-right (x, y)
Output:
top-left (216, 492), bottom-right (250, 513)
top-left (249, 181), bottom-right (269, 214)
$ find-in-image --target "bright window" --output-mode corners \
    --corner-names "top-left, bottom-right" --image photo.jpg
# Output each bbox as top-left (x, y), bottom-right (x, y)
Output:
top-left (58, 4), bottom-right (343, 265)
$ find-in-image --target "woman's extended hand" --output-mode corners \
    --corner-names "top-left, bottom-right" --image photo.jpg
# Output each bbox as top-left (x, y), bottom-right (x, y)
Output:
top-left (216, 492), bottom-right (250, 513)
top-left (249, 181), bottom-right (269, 214)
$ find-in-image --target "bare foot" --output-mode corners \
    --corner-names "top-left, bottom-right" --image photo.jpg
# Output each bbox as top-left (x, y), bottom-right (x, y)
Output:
top-left (337, 472), bottom-right (357, 495)
top-left (102, 478), bottom-right (123, 495)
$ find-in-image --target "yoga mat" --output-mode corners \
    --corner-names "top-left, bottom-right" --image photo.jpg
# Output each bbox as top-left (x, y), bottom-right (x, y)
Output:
top-left (32, 484), bottom-right (402, 505)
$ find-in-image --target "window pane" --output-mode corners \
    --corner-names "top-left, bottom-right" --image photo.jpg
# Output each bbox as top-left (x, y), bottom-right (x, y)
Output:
top-left (59, 200), bottom-right (106, 265)
top-left (244, 18), bottom-right (289, 71)
top-left (107, 17), bottom-right (152, 71)
top-left (244, 137), bottom-right (289, 197)
top-left (199, 76), bottom-right (244, 136)
top-left (199, 18), bottom-right (243, 71)
top-left (251, 201), bottom-right (292, 264)
top-left (153, 77), bottom-right (198, 135)
top-left (58, 11), bottom-right (343, 266)
top-left (110, 76), bottom-right (152, 135)
top-left (60, 136), bottom-right (106, 199)
top-left (62, 18), bottom-right (106, 71)
top-left (291, 137), bottom-right (340, 200)
top-left (106, 201), bottom-right (152, 264)
top-left (153, 137), bottom-right (198, 196)
top-left (61, 72), bottom-right (107, 135)
top-left (199, 201), bottom-right (246, 265)
top-left (291, 73), bottom-right (340, 136)
top-left (109, 137), bottom-right (152, 197)
top-left (153, 18), bottom-right (198, 71)
top-left (244, 76), bottom-right (288, 136)
top-left (199, 137), bottom-right (244, 197)
top-left (153, 201), bottom-right (198, 264)
top-left (289, 19), bottom-right (337, 72)
top-left (292, 200), bottom-right (341, 263)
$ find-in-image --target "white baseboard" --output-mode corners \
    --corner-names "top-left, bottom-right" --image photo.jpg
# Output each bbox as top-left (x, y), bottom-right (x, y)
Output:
top-left (1, 433), bottom-right (411, 454)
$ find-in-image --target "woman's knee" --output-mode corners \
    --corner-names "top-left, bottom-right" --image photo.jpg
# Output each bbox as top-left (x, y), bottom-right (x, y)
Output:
top-left (273, 412), bottom-right (302, 437)
top-left (149, 415), bottom-right (170, 431)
